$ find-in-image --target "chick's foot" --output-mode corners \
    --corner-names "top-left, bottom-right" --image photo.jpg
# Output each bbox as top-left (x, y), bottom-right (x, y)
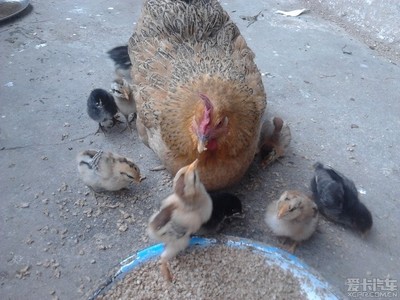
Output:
top-left (160, 260), bottom-right (173, 282)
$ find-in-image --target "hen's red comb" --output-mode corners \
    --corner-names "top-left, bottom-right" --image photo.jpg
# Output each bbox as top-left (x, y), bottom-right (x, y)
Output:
top-left (199, 93), bottom-right (213, 134)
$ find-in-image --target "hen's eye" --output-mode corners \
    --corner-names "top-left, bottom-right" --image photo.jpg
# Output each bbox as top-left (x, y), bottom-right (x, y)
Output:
top-left (216, 118), bottom-right (225, 128)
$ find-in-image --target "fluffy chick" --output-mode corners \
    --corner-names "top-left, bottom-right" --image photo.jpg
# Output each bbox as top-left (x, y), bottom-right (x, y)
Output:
top-left (199, 192), bottom-right (243, 234)
top-left (259, 117), bottom-right (292, 168)
top-left (265, 190), bottom-right (318, 253)
top-left (311, 162), bottom-right (373, 235)
top-left (77, 150), bottom-right (141, 192)
top-left (148, 159), bottom-right (212, 281)
top-left (87, 89), bottom-right (120, 133)
top-left (111, 78), bottom-right (136, 131)
top-left (107, 45), bottom-right (132, 80)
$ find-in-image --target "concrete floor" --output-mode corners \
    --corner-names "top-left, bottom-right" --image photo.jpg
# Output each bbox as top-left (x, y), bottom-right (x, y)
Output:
top-left (1, 0), bottom-right (399, 299)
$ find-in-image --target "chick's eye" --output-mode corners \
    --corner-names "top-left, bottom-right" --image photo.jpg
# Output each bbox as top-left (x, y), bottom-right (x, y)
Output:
top-left (121, 172), bottom-right (134, 179)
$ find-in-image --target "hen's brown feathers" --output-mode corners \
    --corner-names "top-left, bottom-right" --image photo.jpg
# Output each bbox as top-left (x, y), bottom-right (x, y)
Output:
top-left (128, 0), bottom-right (266, 190)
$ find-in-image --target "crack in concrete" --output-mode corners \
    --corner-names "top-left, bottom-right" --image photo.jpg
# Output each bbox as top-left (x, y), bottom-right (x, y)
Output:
top-left (0, 133), bottom-right (95, 151)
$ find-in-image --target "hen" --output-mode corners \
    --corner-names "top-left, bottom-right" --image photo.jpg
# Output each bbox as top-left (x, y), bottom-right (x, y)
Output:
top-left (148, 159), bottom-right (212, 281)
top-left (112, 0), bottom-right (290, 191)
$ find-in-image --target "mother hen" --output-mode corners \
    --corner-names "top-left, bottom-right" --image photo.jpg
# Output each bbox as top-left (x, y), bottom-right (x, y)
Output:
top-left (122, 0), bottom-right (289, 190)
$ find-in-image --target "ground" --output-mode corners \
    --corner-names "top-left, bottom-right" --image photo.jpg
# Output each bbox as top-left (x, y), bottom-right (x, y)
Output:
top-left (1, 0), bottom-right (399, 299)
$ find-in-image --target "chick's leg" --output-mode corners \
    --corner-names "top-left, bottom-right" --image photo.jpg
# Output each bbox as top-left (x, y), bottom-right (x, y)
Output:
top-left (160, 238), bottom-right (190, 282)
top-left (95, 123), bottom-right (108, 135)
top-left (160, 258), bottom-right (173, 282)
top-left (288, 241), bottom-right (298, 254)
top-left (258, 117), bottom-right (291, 168)
top-left (111, 79), bottom-right (136, 133)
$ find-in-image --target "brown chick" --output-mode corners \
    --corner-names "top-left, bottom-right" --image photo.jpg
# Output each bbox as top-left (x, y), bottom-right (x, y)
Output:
top-left (259, 117), bottom-right (291, 168)
top-left (265, 190), bottom-right (318, 253)
top-left (111, 78), bottom-right (136, 132)
top-left (120, 0), bottom-right (290, 191)
top-left (147, 159), bottom-right (212, 281)
top-left (77, 150), bottom-right (142, 192)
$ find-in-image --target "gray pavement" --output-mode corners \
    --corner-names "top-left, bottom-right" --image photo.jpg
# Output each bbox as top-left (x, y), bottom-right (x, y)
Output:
top-left (1, 0), bottom-right (399, 299)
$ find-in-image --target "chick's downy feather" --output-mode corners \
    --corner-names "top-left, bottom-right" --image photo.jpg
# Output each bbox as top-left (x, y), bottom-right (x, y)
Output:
top-left (127, 0), bottom-right (266, 190)
top-left (77, 150), bottom-right (141, 192)
top-left (200, 192), bottom-right (243, 233)
top-left (311, 162), bottom-right (373, 234)
top-left (148, 159), bottom-right (212, 280)
top-left (265, 190), bottom-right (318, 252)
top-left (87, 89), bottom-right (119, 132)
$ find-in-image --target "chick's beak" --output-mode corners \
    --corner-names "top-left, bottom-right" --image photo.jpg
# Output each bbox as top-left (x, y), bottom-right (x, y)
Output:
top-left (187, 159), bottom-right (199, 173)
top-left (277, 203), bottom-right (289, 219)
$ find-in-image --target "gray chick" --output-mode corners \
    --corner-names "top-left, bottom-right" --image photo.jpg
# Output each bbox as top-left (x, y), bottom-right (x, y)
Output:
top-left (107, 45), bottom-right (131, 80)
top-left (199, 192), bottom-right (243, 234)
top-left (87, 89), bottom-right (120, 133)
top-left (311, 162), bottom-right (373, 235)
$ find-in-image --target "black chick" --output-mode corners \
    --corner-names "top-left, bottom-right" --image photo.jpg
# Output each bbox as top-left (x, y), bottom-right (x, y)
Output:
top-left (107, 46), bottom-right (131, 80)
top-left (311, 162), bottom-right (372, 235)
top-left (199, 192), bottom-right (243, 234)
top-left (87, 89), bottom-right (119, 133)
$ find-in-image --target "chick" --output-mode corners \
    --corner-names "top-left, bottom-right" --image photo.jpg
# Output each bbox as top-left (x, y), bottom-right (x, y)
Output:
top-left (199, 192), bottom-right (243, 234)
top-left (311, 162), bottom-right (373, 235)
top-left (148, 159), bottom-right (212, 281)
top-left (265, 190), bottom-right (318, 253)
top-left (259, 117), bottom-right (292, 168)
top-left (111, 78), bottom-right (136, 131)
top-left (87, 89), bottom-right (120, 133)
top-left (107, 45), bottom-right (131, 80)
top-left (77, 150), bottom-right (141, 192)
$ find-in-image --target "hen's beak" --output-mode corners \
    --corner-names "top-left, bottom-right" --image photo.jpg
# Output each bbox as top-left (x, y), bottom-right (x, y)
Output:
top-left (277, 203), bottom-right (289, 219)
top-left (187, 159), bottom-right (199, 173)
top-left (197, 137), bottom-right (208, 153)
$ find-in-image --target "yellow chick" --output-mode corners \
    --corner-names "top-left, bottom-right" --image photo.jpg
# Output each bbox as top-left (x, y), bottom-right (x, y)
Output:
top-left (265, 190), bottom-right (318, 253)
top-left (77, 150), bottom-right (141, 192)
top-left (148, 159), bottom-right (212, 281)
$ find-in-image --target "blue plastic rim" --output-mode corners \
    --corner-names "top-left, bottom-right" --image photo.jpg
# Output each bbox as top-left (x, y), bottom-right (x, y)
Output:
top-left (97, 236), bottom-right (342, 300)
